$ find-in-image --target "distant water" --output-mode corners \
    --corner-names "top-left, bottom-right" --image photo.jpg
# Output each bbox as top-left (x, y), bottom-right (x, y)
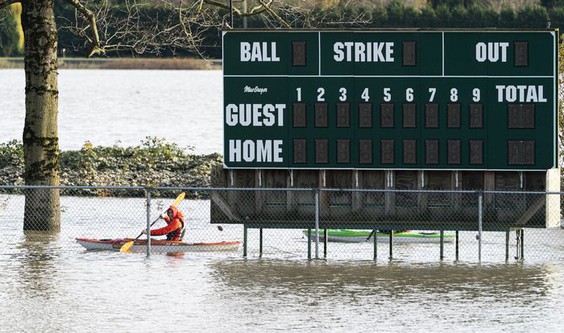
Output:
top-left (0, 69), bottom-right (223, 154)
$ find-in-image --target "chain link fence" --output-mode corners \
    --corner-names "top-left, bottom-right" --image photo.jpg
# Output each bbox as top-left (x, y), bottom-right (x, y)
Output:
top-left (1, 185), bottom-right (563, 263)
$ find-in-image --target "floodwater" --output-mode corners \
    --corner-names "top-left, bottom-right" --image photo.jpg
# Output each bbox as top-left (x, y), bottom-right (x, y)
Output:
top-left (3, 248), bottom-right (564, 332)
top-left (0, 194), bottom-right (564, 332)
top-left (1, 69), bottom-right (564, 331)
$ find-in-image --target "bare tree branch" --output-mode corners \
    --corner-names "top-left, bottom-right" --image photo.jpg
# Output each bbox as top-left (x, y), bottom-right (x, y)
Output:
top-left (58, 0), bottom-right (223, 57)
top-left (256, 0), bottom-right (290, 28)
top-left (55, 1), bottom-right (368, 58)
top-left (202, 0), bottom-right (272, 16)
top-left (63, 0), bottom-right (104, 57)
top-left (178, 0), bottom-right (208, 61)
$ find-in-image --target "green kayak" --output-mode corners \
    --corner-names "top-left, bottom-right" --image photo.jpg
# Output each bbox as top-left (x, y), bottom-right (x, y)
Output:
top-left (303, 229), bottom-right (455, 243)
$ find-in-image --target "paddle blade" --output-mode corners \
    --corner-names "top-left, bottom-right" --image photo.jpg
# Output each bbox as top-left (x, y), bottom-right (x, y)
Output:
top-left (171, 192), bottom-right (185, 207)
top-left (120, 241), bottom-right (134, 253)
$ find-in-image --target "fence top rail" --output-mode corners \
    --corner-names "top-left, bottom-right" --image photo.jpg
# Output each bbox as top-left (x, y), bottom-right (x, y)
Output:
top-left (0, 185), bottom-right (562, 195)
top-left (151, 186), bottom-right (563, 195)
top-left (318, 188), bottom-right (563, 195)
top-left (0, 185), bottom-right (146, 191)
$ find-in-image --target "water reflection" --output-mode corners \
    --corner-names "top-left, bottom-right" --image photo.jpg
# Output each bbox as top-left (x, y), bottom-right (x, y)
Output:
top-left (14, 231), bottom-right (61, 298)
top-left (210, 260), bottom-right (554, 307)
top-left (203, 260), bottom-right (564, 331)
top-left (213, 260), bottom-right (550, 295)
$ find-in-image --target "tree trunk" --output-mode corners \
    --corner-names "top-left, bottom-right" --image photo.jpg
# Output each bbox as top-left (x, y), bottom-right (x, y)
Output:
top-left (21, 0), bottom-right (61, 231)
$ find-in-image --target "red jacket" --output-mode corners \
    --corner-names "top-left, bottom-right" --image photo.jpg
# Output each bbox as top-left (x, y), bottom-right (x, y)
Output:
top-left (150, 206), bottom-right (185, 241)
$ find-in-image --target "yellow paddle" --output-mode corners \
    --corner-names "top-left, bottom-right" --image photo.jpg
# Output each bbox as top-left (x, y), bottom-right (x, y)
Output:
top-left (120, 192), bottom-right (186, 253)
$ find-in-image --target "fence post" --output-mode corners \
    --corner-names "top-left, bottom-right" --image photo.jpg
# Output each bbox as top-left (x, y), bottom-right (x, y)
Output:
top-left (478, 191), bottom-right (483, 263)
top-left (146, 188), bottom-right (151, 257)
top-left (314, 188), bottom-right (320, 260)
top-left (505, 230), bottom-right (510, 262)
top-left (373, 228), bottom-right (377, 261)
top-left (515, 229), bottom-right (524, 261)
top-left (388, 232), bottom-right (393, 261)
top-left (440, 230), bottom-right (444, 261)
top-left (323, 229), bottom-right (328, 258)
top-left (243, 225), bottom-right (247, 258)
top-left (520, 229), bottom-right (524, 260)
top-left (307, 229), bottom-right (311, 260)
top-left (455, 231), bottom-right (459, 261)
top-left (259, 228), bottom-right (263, 258)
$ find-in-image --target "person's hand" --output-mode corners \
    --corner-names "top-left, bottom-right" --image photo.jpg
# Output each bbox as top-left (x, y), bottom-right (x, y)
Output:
top-left (160, 212), bottom-right (167, 219)
top-left (141, 229), bottom-right (147, 235)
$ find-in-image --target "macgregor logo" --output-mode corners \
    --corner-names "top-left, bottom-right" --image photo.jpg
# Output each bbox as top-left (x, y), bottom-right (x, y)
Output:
top-left (244, 86), bottom-right (268, 94)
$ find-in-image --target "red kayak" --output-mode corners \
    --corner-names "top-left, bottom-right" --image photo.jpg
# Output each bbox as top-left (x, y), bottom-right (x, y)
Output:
top-left (76, 238), bottom-right (241, 253)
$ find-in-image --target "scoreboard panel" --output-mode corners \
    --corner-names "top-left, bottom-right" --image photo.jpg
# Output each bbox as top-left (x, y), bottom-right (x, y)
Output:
top-left (223, 30), bottom-right (557, 170)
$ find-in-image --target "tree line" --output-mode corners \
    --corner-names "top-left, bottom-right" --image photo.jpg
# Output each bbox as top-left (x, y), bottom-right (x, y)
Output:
top-left (2, 0), bottom-right (564, 58)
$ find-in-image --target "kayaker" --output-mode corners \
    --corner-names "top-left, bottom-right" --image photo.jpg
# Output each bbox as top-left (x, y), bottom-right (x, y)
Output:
top-left (141, 206), bottom-right (185, 241)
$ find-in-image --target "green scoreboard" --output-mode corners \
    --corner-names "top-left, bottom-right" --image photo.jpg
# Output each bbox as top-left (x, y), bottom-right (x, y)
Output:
top-left (223, 30), bottom-right (558, 170)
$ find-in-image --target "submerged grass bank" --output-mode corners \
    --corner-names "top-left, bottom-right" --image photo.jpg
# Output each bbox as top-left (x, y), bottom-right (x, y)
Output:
top-left (0, 137), bottom-right (223, 198)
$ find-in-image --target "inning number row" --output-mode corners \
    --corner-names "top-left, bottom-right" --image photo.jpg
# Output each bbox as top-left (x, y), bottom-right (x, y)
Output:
top-left (295, 87), bottom-right (483, 103)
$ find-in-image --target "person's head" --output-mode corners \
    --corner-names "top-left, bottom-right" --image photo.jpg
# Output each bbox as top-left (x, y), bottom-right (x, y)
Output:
top-left (166, 207), bottom-right (175, 219)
